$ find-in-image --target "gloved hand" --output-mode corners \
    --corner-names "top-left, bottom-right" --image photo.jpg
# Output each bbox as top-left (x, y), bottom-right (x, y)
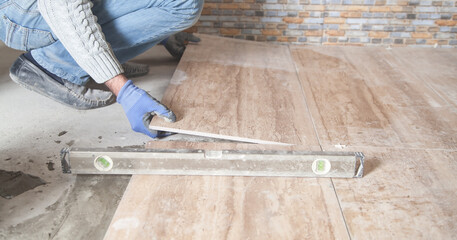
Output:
top-left (163, 32), bottom-right (200, 60)
top-left (117, 80), bottom-right (176, 138)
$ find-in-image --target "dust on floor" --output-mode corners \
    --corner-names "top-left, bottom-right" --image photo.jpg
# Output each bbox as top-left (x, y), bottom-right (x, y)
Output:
top-left (0, 45), bottom-right (179, 239)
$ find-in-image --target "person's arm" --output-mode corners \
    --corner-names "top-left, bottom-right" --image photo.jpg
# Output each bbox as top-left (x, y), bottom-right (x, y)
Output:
top-left (38, 0), bottom-right (123, 84)
top-left (104, 75), bottom-right (128, 96)
top-left (38, 0), bottom-right (175, 138)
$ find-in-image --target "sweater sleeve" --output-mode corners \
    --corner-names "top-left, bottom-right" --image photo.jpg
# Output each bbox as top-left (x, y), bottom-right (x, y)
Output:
top-left (37, 0), bottom-right (123, 83)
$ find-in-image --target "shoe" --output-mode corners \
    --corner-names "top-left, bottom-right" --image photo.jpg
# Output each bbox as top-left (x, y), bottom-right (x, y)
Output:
top-left (163, 32), bottom-right (201, 60)
top-left (122, 62), bottom-right (149, 78)
top-left (9, 55), bottom-right (116, 110)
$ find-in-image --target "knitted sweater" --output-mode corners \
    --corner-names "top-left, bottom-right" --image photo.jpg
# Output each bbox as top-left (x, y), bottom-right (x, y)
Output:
top-left (37, 0), bottom-right (123, 83)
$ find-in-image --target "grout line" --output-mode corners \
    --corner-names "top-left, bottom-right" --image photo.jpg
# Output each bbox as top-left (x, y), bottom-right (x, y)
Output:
top-left (331, 178), bottom-right (352, 240)
top-left (323, 145), bottom-right (457, 152)
top-left (287, 44), bottom-right (323, 151)
top-left (288, 45), bottom-right (352, 239)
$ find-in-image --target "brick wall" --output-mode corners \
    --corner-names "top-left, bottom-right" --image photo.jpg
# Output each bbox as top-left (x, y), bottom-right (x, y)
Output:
top-left (192, 0), bottom-right (457, 47)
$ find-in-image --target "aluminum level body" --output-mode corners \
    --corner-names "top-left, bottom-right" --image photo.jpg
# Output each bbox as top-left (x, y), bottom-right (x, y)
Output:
top-left (61, 148), bottom-right (364, 178)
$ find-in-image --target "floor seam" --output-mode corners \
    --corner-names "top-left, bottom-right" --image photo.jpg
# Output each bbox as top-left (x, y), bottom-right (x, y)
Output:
top-left (287, 45), bottom-right (352, 239)
top-left (331, 178), bottom-right (352, 240)
top-left (287, 44), bottom-right (323, 150)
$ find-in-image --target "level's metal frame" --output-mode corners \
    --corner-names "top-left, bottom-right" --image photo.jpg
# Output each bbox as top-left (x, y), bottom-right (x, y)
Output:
top-left (60, 148), bottom-right (364, 178)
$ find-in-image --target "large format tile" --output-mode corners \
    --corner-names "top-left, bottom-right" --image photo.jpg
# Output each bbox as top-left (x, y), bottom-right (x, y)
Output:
top-left (291, 45), bottom-right (457, 239)
top-left (333, 148), bottom-right (457, 239)
top-left (149, 35), bottom-right (319, 146)
top-left (290, 46), bottom-right (457, 150)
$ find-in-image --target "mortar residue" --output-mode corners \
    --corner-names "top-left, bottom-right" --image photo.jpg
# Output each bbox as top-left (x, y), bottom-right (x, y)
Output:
top-left (0, 170), bottom-right (46, 199)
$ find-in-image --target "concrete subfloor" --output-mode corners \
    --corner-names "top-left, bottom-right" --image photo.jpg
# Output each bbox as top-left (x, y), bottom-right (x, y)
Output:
top-left (0, 45), bottom-right (185, 239)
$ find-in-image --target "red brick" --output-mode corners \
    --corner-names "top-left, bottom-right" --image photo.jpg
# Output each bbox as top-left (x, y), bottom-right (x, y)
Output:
top-left (326, 30), bottom-right (345, 36)
top-left (283, 17), bottom-right (304, 24)
top-left (203, 3), bottom-right (218, 8)
top-left (411, 32), bottom-right (432, 39)
top-left (324, 18), bottom-right (345, 24)
top-left (345, 6), bottom-right (369, 11)
top-left (239, 3), bottom-right (252, 10)
top-left (304, 5), bottom-right (325, 11)
top-left (370, 6), bottom-right (390, 12)
top-left (277, 36), bottom-right (288, 42)
top-left (416, 26), bottom-right (429, 32)
top-left (201, 8), bottom-right (212, 15)
top-left (287, 37), bottom-right (298, 42)
top-left (305, 30), bottom-right (323, 36)
top-left (345, 43), bottom-right (364, 46)
top-left (299, 12), bottom-right (310, 18)
top-left (426, 39), bottom-right (448, 45)
top-left (435, 20), bottom-right (457, 26)
top-left (262, 29), bottom-right (281, 36)
top-left (195, 0), bottom-right (455, 46)
top-left (390, 6), bottom-right (405, 12)
top-left (340, 12), bottom-right (362, 18)
top-left (323, 42), bottom-right (339, 45)
top-left (369, 31), bottom-right (389, 38)
top-left (397, 0), bottom-right (409, 6)
top-left (220, 28), bottom-right (240, 35)
top-left (219, 3), bottom-right (239, 9)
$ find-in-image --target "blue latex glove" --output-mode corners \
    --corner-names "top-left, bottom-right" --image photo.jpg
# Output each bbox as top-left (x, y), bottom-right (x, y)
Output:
top-left (117, 80), bottom-right (176, 138)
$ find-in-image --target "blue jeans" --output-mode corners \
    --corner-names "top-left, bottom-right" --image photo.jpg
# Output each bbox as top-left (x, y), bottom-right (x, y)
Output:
top-left (0, 0), bottom-right (203, 85)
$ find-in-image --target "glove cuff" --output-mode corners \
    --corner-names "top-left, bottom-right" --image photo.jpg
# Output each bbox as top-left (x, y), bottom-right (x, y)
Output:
top-left (116, 79), bottom-right (134, 104)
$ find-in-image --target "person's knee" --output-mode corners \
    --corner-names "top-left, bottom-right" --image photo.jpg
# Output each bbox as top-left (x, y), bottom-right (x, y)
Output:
top-left (183, 0), bottom-right (204, 27)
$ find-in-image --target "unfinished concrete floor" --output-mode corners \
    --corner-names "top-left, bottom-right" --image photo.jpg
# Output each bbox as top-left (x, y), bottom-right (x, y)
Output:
top-left (0, 44), bottom-right (182, 239)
